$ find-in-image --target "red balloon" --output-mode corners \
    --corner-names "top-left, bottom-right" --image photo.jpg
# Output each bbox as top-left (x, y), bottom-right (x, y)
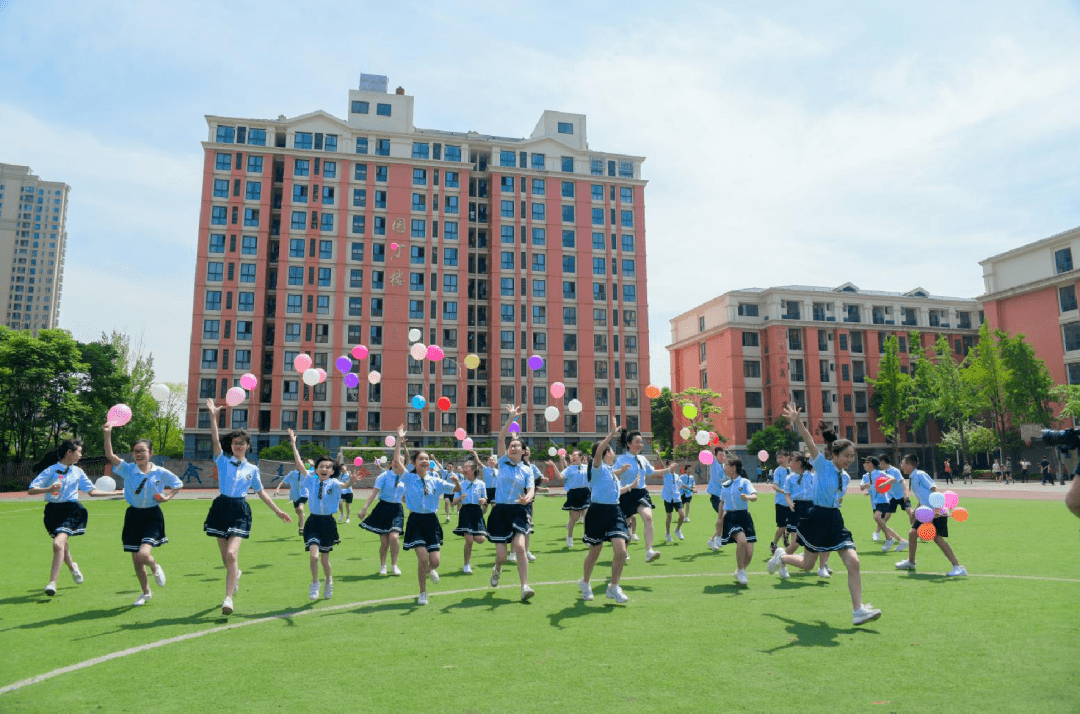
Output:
top-left (437, 397), bottom-right (451, 412)
top-left (874, 476), bottom-right (890, 493)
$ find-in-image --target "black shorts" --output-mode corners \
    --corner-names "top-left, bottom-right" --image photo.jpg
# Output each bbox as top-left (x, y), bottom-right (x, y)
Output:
top-left (203, 495), bottom-right (252, 539)
top-left (303, 513), bottom-right (341, 552)
top-left (43, 501), bottom-right (88, 538)
top-left (795, 506), bottom-right (855, 552)
top-left (899, 497), bottom-right (912, 511)
top-left (359, 500), bottom-right (404, 535)
top-left (681, 494), bottom-right (692, 504)
top-left (122, 505), bottom-right (168, 551)
top-left (292, 496), bottom-right (308, 509)
top-left (582, 503), bottom-right (630, 545)
top-left (710, 494), bottom-right (721, 513)
top-left (443, 492), bottom-right (455, 501)
top-left (875, 500), bottom-right (897, 515)
top-left (485, 503), bottom-right (531, 543)
top-left (402, 512), bottom-right (444, 551)
top-left (663, 500), bottom-right (683, 514)
top-left (719, 510), bottom-right (756, 545)
top-left (562, 487), bottom-right (591, 511)
top-left (787, 500), bottom-right (812, 533)
top-left (341, 492), bottom-right (354, 504)
top-left (918, 514), bottom-right (949, 538)
top-left (775, 503), bottom-right (792, 528)
top-left (453, 504), bottom-right (488, 537)
top-left (619, 488), bottom-right (654, 519)
top-left (486, 487), bottom-right (497, 502)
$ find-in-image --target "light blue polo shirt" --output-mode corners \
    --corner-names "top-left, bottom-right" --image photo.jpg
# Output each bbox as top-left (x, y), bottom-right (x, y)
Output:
top-left (615, 453), bottom-right (654, 488)
top-left (721, 476), bottom-right (756, 511)
top-left (301, 475), bottom-right (346, 515)
top-left (494, 457), bottom-right (532, 504)
top-left (706, 459), bottom-right (725, 497)
top-left (563, 464), bottom-right (588, 490)
top-left (589, 463), bottom-right (621, 505)
top-left (861, 470), bottom-right (889, 505)
top-left (680, 473), bottom-right (695, 496)
top-left (482, 465), bottom-right (496, 489)
top-left (788, 469), bottom-right (815, 501)
top-left (458, 478), bottom-right (486, 506)
top-left (30, 464), bottom-right (94, 504)
top-left (373, 470), bottom-right (405, 503)
top-left (403, 471), bottom-right (456, 513)
top-left (773, 466), bottom-right (790, 505)
top-left (810, 454), bottom-right (849, 509)
top-left (885, 466), bottom-right (906, 501)
top-left (909, 469), bottom-right (935, 507)
top-left (117, 461), bottom-right (182, 508)
top-left (215, 454), bottom-right (263, 498)
top-left (661, 471), bottom-right (682, 503)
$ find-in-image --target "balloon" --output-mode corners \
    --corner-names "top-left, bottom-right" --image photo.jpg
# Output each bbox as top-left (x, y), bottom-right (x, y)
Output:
top-left (710, 433), bottom-right (720, 446)
top-left (239, 373), bottom-right (257, 390)
top-left (557, 448), bottom-right (567, 457)
top-left (943, 490), bottom-right (959, 509)
top-left (463, 354), bottom-right (480, 370)
top-left (928, 492), bottom-right (946, 509)
top-left (645, 384), bottom-right (660, 399)
top-left (391, 242), bottom-right (399, 251)
top-left (94, 476), bottom-right (116, 492)
top-left (427, 345), bottom-right (444, 361)
top-left (695, 430), bottom-right (709, 446)
top-left (698, 450), bottom-right (714, 465)
top-left (316, 368), bottom-right (327, 384)
top-left (408, 328), bottom-right (422, 342)
top-left (335, 356), bottom-right (352, 373)
top-left (548, 447), bottom-right (557, 457)
top-left (528, 355), bottom-right (544, 371)
top-left (550, 382), bottom-right (565, 399)
top-left (454, 428), bottom-right (467, 440)
top-left (875, 476), bottom-right (890, 493)
top-left (682, 404), bottom-right (698, 419)
top-left (462, 438), bottom-right (474, 449)
top-left (344, 373), bottom-right (360, 389)
top-left (225, 387), bottom-right (246, 407)
top-left (293, 353), bottom-right (312, 372)
top-left (411, 395), bottom-right (426, 410)
top-left (951, 506), bottom-right (969, 522)
top-left (757, 450), bottom-right (769, 461)
top-left (150, 383), bottom-right (171, 402)
top-left (544, 406), bottom-right (560, 422)
top-left (508, 421), bottom-right (521, 433)
top-left (302, 368), bottom-right (320, 386)
top-left (917, 523), bottom-right (937, 541)
top-left (107, 403), bottom-right (132, 427)
top-left (384, 435), bottom-right (396, 448)
top-left (679, 427), bottom-right (692, 440)
top-left (410, 343), bottom-right (427, 361)
top-left (567, 399), bottom-right (582, 414)
top-left (353, 456), bottom-right (364, 467)
top-left (367, 370), bottom-right (381, 385)
top-left (914, 506), bottom-right (934, 524)
top-left (351, 344), bottom-right (369, 360)
top-left (437, 397), bottom-right (451, 411)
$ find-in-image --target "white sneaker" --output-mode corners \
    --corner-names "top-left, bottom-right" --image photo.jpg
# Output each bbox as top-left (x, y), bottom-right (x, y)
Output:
top-left (153, 565), bottom-right (166, 587)
top-left (605, 584), bottom-right (629, 603)
top-left (676, 529), bottom-right (684, 540)
top-left (736, 570), bottom-right (749, 586)
top-left (817, 567), bottom-right (831, 578)
top-left (895, 559), bottom-right (916, 570)
top-left (391, 564), bottom-right (402, 576)
top-left (429, 569), bottom-right (440, 583)
top-left (463, 564), bottom-right (473, 574)
top-left (345, 518), bottom-right (350, 524)
top-left (578, 579), bottom-right (594, 601)
top-left (445, 516), bottom-right (451, 523)
top-left (625, 554), bottom-right (631, 564)
top-left (645, 549), bottom-right (661, 563)
top-left (566, 536), bottom-right (574, 548)
top-left (872, 532), bottom-right (880, 542)
top-left (707, 537), bottom-right (720, 551)
top-left (490, 568), bottom-right (501, 587)
top-left (853, 605), bottom-right (882, 625)
top-left (767, 547), bottom-right (784, 574)
top-left (134, 592), bottom-right (152, 606)
top-left (685, 517), bottom-right (691, 522)
top-left (946, 565), bottom-right (968, 577)
top-left (70, 563), bottom-right (83, 584)
top-left (507, 553), bottom-right (517, 564)
top-left (526, 551), bottom-right (537, 563)
top-left (881, 539), bottom-right (894, 552)
top-left (521, 585), bottom-right (535, 601)
top-left (631, 534), bottom-right (640, 542)
top-left (665, 533), bottom-right (673, 543)
top-left (221, 596), bottom-right (234, 615)
top-left (324, 579), bottom-right (333, 599)
top-left (779, 565), bottom-right (790, 579)
top-left (417, 592), bottom-right (428, 605)
top-left (894, 541), bottom-right (908, 552)
top-left (45, 582), bottom-right (57, 596)
top-left (309, 581), bottom-right (321, 600)
top-left (378, 564), bottom-right (388, 575)
top-left (231, 570), bottom-right (242, 596)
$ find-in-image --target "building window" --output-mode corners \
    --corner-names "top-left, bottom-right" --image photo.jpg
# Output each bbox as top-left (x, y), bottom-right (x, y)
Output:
top-left (1064, 322), bottom-right (1080, 352)
top-left (561, 156), bottom-right (574, 173)
top-left (742, 331), bottom-right (759, 347)
top-left (743, 360), bottom-right (761, 378)
top-left (737, 303), bottom-right (759, 317)
top-left (376, 103), bottom-right (392, 116)
top-left (1055, 248), bottom-right (1074, 274)
top-left (1060, 285), bottom-right (1078, 313)
top-left (745, 391), bottom-right (762, 409)
top-left (557, 122), bottom-right (574, 134)
top-left (352, 100), bottom-right (369, 114)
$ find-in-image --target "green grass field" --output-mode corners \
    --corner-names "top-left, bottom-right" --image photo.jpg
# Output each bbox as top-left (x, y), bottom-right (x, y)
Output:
top-left (1, 493), bottom-right (1077, 712)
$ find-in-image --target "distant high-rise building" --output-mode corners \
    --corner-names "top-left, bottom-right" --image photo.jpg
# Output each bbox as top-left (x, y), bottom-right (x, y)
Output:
top-left (184, 80), bottom-right (651, 457)
top-left (0, 164), bottom-right (69, 332)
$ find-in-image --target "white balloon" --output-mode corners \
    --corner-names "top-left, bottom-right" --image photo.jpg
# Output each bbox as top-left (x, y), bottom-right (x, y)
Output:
top-left (567, 399), bottom-right (583, 414)
top-left (544, 405), bottom-right (560, 422)
top-left (679, 427), bottom-right (692, 440)
top-left (150, 383), bottom-right (171, 402)
top-left (410, 343), bottom-right (427, 361)
top-left (408, 328), bottom-right (422, 342)
top-left (695, 430), bottom-right (710, 446)
top-left (548, 447), bottom-right (557, 457)
top-left (302, 368), bottom-right (320, 386)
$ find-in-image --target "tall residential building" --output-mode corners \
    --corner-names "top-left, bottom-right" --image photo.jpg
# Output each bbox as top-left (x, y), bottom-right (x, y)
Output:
top-left (185, 77), bottom-right (651, 458)
top-left (667, 284), bottom-right (981, 455)
top-left (981, 224), bottom-right (1080, 392)
top-left (0, 164), bottom-right (69, 332)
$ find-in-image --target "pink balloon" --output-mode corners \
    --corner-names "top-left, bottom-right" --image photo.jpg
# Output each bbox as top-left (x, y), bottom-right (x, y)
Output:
top-left (427, 345), bottom-right (444, 361)
top-left (410, 343), bottom-right (427, 361)
top-left (557, 448), bottom-right (567, 457)
top-left (351, 344), bottom-right (369, 360)
top-left (107, 403), bottom-right (132, 427)
top-left (344, 373), bottom-right (360, 389)
top-left (757, 450), bottom-right (769, 461)
top-left (225, 387), bottom-right (246, 407)
top-left (293, 354), bottom-right (312, 372)
top-left (368, 370), bottom-right (381, 385)
top-left (508, 421), bottom-right (521, 433)
top-left (390, 242), bottom-right (399, 251)
top-left (550, 382), bottom-right (565, 399)
top-left (384, 435), bottom-right (396, 447)
top-left (353, 456), bottom-right (364, 467)
top-left (316, 368), bottom-right (327, 384)
top-left (454, 428), bottom-right (467, 440)
top-left (943, 490), bottom-right (959, 509)
top-left (239, 373), bottom-right (257, 390)
top-left (698, 450), bottom-right (714, 465)
top-left (462, 438), bottom-right (474, 450)
top-left (335, 356), bottom-right (352, 373)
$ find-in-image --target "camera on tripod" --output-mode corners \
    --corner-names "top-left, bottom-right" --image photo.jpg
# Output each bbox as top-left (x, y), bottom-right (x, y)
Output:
top-left (1042, 428), bottom-right (1080, 450)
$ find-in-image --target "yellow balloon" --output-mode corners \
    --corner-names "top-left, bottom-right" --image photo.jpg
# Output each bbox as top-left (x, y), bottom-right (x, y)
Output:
top-left (682, 404), bottom-right (698, 419)
top-left (463, 354), bottom-right (480, 370)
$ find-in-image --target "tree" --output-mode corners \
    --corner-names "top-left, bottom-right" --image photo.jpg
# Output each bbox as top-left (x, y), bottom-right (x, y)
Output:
top-left (258, 439), bottom-right (329, 462)
top-left (1051, 384), bottom-right (1080, 422)
top-left (967, 323), bottom-right (1012, 464)
top-left (999, 332), bottom-right (1055, 428)
top-left (912, 335), bottom-right (983, 465)
top-left (938, 422), bottom-right (996, 462)
top-left (867, 334), bottom-right (914, 463)
top-left (649, 387), bottom-right (674, 457)
top-left (150, 382), bottom-right (186, 458)
top-left (670, 387), bottom-right (725, 461)
top-left (746, 422), bottom-right (800, 470)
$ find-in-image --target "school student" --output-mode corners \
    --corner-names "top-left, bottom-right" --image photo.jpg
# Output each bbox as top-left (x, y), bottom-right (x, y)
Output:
top-left (880, 454), bottom-right (912, 549)
top-left (770, 451), bottom-right (793, 553)
top-left (662, 460), bottom-right (686, 542)
top-left (482, 454), bottom-right (498, 513)
top-left (515, 446), bottom-right (547, 563)
top-left (273, 464), bottom-right (308, 535)
top-left (358, 457), bottom-right (407, 576)
top-left (28, 438), bottom-right (117, 597)
top-left (706, 446), bottom-right (728, 550)
top-left (203, 398), bottom-right (292, 616)
top-left (859, 457), bottom-right (885, 543)
top-left (716, 456), bottom-right (758, 585)
top-left (615, 430), bottom-right (676, 564)
top-left (895, 454), bottom-right (967, 576)
top-left (579, 420), bottom-right (634, 603)
top-left (486, 405), bottom-right (537, 601)
top-left (680, 466), bottom-right (696, 522)
top-left (452, 452), bottom-right (489, 574)
top-left (560, 449), bottom-right (590, 548)
top-left (103, 424), bottom-right (183, 606)
top-left (767, 406), bottom-right (882, 625)
top-left (442, 461), bottom-right (460, 523)
top-left (337, 466), bottom-right (355, 524)
top-left (862, 456), bottom-right (905, 551)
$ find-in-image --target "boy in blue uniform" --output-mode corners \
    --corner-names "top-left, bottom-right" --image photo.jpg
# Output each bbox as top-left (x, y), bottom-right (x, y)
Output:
top-left (895, 454), bottom-right (967, 576)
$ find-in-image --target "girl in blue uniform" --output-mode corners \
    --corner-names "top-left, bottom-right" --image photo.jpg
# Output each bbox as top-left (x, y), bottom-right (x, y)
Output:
top-left (358, 456), bottom-right (407, 576)
top-left (28, 438), bottom-right (116, 597)
top-left (486, 405), bottom-right (537, 601)
top-left (560, 449), bottom-right (590, 548)
top-left (680, 466), bottom-right (696, 522)
top-left (895, 454), bottom-right (967, 576)
top-left (715, 456), bottom-right (758, 585)
top-left (615, 430), bottom-right (676, 564)
top-left (103, 424), bottom-right (183, 606)
top-left (706, 446), bottom-right (727, 550)
top-left (337, 465), bottom-right (355, 524)
top-left (452, 451), bottom-right (489, 574)
top-left (662, 460), bottom-right (686, 542)
top-left (770, 451), bottom-right (793, 553)
top-left (203, 399), bottom-right (292, 615)
top-left (517, 446), bottom-right (547, 563)
top-left (879, 454), bottom-right (911, 552)
top-left (860, 457), bottom-right (885, 543)
top-left (579, 420), bottom-right (634, 603)
top-left (482, 455), bottom-right (498, 513)
top-left (767, 406), bottom-right (881, 625)
top-left (274, 464), bottom-right (309, 536)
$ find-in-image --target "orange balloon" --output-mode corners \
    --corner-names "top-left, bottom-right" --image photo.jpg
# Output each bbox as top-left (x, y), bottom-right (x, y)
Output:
top-left (951, 507), bottom-right (968, 522)
top-left (917, 523), bottom-right (936, 541)
top-left (645, 384), bottom-right (660, 399)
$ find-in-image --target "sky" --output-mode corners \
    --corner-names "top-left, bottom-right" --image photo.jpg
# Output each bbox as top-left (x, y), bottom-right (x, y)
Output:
top-left (1, 0), bottom-right (1079, 388)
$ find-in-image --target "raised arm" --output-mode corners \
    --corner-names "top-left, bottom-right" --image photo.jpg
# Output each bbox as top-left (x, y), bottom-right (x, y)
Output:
top-left (593, 418), bottom-right (621, 468)
top-left (205, 398), bottom-right (224, 458)
top-left (497, 404), bottom-right (522, 453)
top-left (101, 422), bottom-right (123, 467)
top-left (390, 425), bottom-right (406, 476)
top-left (286, 429), bottom-right (306, 474)
top-left (782, 403), bottom-right (818, 460)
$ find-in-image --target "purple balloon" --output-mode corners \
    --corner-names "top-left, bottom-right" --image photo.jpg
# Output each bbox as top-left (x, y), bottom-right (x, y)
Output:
top-left (914, 506), bottom-right (934, 524)
top-left (528, 355), bottom-right (544, 370)
top-left (343, 373), bottom-right (360, 389)
top-left (336, 356), bottom-right (352, 373)
top-left (508, 421), bottom-right (521, 433)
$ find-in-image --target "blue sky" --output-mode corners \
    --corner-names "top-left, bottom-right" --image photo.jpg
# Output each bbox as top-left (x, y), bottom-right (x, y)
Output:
top-left (2, 0), bottom-right (1078, 388)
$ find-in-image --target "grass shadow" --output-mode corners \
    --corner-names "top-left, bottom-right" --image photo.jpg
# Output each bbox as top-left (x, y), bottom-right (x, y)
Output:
top-left (761, 613), bottom-right (879, 653)
top-left (333, 573), bottom-right (386, 583)
top-left (773, 578), bottom-right (829, 590)
top-left (703, 583), bottom-right (746, 596)
top-left (0, 606), bottom-right (132, 632)
top-left (0, 590), bottom-right (53, 606)
top-left (898, 572), bottom-right (952, 583)
top-left (546, 599), bottom-right (621, 629)
top-left (673, 551), bottom-right (727, 563)
top-left (439, 590), bottom-right (524, 614)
